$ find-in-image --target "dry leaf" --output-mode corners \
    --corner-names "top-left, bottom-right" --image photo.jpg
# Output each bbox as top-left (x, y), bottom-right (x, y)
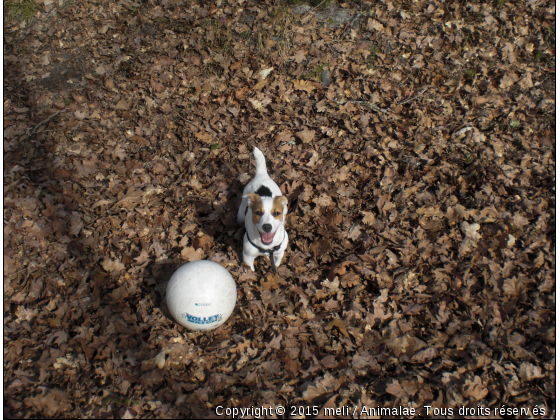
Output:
top-left (386, 380), bottom-right (408, 399)
top-left (91, 199), bottom-right (114, 208)
top-left (117, 189), bottom-right (144, 208)
top-left (101, 258), bottom-right (125, 273)
top-left (293, 79), bottom-right (315, 93)
top-left (181, 247), bottom-right (204, 262)
top-left (293, 50), bottom-right (306, 64)
top-left (195, 131), bottom-right (213, 143)
top-left (462, 376), bottom-right (488, 400)
top-left (325, 318), bottom-right (350, 339)
top-left (411, 347), bottom-right (438, 363)
top-left (68, 212), bottom-right (83, 236)
top-left (518, 362), bottom-right (544, 382)
top-left (261, 272), bottom-right (279, 290)
top-left (302, 373), bottom-right (341, 401)
top-left (461, 222), bottom-right (482, 242)
top-left (500, 72), bottom-right (519, 89)
top-left (386, 336), bottom-right (427, 357)
top-left (361, 211), bottom-right (375, 225)
top-left (367, 18), bottom-right (384, 31)
top-left (296, 129), bottom-right (315, 143)
top-left (115, 99), bottom-right (130, 110)
top-left (259, 67), bottom-right (274, 79)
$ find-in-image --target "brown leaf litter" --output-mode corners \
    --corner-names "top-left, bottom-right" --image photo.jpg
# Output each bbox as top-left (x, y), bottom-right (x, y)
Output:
top-left (3, 0), bottom-right (555, 418)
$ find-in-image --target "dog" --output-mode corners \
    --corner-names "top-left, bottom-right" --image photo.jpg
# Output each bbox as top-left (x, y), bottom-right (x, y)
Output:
top-left (237, 147), bottom-right (288, 272)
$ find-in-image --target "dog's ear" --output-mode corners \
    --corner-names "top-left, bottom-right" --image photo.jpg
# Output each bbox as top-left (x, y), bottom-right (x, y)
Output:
top-left (274, 195), bottom-right (288, 215)
top-left (273, 196), bottom-right (288, 210)
top-left (244, 193), bottom-right (261, 207)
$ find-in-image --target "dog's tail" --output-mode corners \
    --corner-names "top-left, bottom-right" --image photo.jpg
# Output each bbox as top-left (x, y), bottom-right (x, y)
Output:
top-left (253, 147), bottom-right (268, 176)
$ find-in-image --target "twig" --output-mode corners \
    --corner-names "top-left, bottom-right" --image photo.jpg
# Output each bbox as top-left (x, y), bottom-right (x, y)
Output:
top-left (339, 11), bottom-right (368, 39)
top-left (183, 195), bottom-right (213, 201)
top-left (25, 110), bottom-right (64, 140)
top-left (173, 109), bottom-right (198, 129)
top-left (399, 87), bottom-right (429, 106)
top-left (301, 0), bottom-right (331, 21)
top-left (4, 267), bottom-right (28, 280)
top-left (309, 0), bottom-right (328, 13)
top-left (350, 100), bottom-right (391, 115)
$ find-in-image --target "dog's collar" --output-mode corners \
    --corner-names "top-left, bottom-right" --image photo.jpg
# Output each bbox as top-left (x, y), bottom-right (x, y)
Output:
top-left (245, 231), bottom-right (285, 273)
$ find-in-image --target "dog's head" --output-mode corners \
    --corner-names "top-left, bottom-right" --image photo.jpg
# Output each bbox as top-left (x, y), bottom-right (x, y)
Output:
top-left (245, 193), bottom-right (288, 245)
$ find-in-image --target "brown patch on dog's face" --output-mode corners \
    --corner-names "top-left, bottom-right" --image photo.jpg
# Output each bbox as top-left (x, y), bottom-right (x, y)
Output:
top-left (247, 193), bottom-right (264, 224)
top-left (272, 196), bottom-right (287, 222)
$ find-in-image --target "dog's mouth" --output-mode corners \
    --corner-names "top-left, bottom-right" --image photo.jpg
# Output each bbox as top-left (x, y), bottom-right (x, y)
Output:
top-left (260, 231), bottom-right (276, 245)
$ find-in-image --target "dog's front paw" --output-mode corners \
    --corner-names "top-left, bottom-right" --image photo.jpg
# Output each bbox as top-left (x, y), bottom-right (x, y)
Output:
top-left (273, 253), bottom-right (284, 269)
top-left (243, 256), bottom-right (256, 271)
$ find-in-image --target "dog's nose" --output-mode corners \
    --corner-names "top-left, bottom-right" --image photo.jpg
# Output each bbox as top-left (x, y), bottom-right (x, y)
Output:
top-left (263, 224), bottom-right (272, 232)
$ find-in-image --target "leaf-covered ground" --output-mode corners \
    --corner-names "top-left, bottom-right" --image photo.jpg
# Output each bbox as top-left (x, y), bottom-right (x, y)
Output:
top-left (3, 0), bottom-right (555, 418)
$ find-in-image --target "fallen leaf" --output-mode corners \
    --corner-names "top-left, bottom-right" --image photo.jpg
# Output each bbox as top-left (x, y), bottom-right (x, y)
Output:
top-left (293, 79), bottom-right (315, 93)
top-left (266, 334), bottom-right (283, 350)
top-left (462, 376), bottom-right (488, 400)
top-left (411, 347), bottom-right (438, 363)
top-left (91, 199), bottom-right (114, 208)
top-left (500, 72), bottom-right (519, 89)
top-left (386, 380), bottom-right (408, 399)
top-left (302, 373), bottom-right (340, 401)
top-left (361, 211), bottom-right (375, 225)
top-left (68, 212), bottom-right (83, 236)
top-left (115, 99), bottom-right (130, 110)
top-left (181, 247), bottom-right (203, 262)
top-left (259, 67), bottom-right (274, 79)
top-left (293, 50), bottom-right (306, 64)
top-left (386, 336), bottom-right (427, 357)
top-left (367, 18), bottom-right (384, 31)
top-left (518, 362), bottom-right (544, 382)
top-left (117, 189), bottom-right (144, 208)
top-left (461, 222), bottom-right (481, 242)
top-left (296, 129), bottom-right (315, 143)
top-left (325, 318), bottom-right (350, 339)
top-left (101, 258), bottom-right (125, 273)
top-left (261, 272), bottom-right (279, 290)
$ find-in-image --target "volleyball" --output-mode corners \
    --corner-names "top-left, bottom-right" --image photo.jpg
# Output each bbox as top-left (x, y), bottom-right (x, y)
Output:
top-left (166, 260), bottom-right (237, 331)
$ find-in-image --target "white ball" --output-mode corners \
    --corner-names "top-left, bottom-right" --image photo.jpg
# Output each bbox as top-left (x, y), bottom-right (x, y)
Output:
top-left (166, 260), bottom-right (237, 331)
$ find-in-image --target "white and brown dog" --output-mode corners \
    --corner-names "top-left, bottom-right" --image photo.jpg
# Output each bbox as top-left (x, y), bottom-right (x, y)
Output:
top-left (237, 147), bottom-right (288, 272)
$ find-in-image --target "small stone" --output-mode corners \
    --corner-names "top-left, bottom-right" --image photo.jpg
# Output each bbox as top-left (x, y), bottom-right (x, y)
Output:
top-left (321, 69), bottom-right (332, 86)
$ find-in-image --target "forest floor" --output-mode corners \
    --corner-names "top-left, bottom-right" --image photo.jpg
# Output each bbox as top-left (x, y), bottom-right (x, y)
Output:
top-left (3, 0), bottom-right (556, 418)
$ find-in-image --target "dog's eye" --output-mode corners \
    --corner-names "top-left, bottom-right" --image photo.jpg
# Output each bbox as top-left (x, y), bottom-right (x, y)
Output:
top-left (255, 210), bottom-right (263, 216)
top-left (273, 211), bottom-right (281, 217)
